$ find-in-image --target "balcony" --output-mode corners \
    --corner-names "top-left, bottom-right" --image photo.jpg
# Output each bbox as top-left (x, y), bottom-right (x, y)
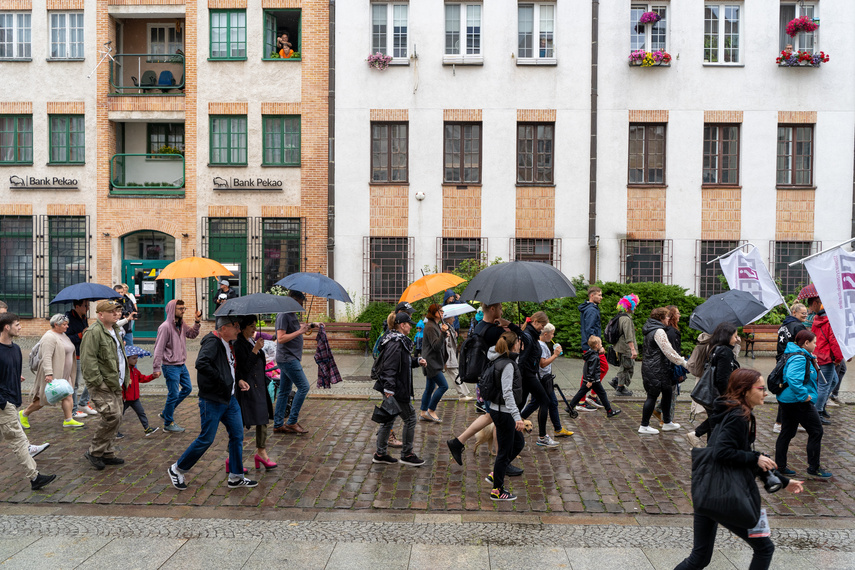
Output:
top-left (110, 153), bottom-right (185, 196)
top-left (110, 53), bottom-right (185, 95)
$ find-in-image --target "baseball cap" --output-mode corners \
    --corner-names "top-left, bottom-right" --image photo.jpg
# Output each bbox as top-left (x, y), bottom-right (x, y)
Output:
top-left (395, 312), bottom-right (416, 326)
top-left (395, 301), bottom-right (414, 314)
top-left (220, 279), bottom-right (230, 286)
top-left (96, 299), bottom-right (122, 313)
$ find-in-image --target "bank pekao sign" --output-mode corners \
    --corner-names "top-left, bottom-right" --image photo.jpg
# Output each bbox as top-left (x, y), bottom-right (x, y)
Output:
top-left (213, 176), bottom-right (283, 190)
top-left (9, 174), bottom-right (79, 190)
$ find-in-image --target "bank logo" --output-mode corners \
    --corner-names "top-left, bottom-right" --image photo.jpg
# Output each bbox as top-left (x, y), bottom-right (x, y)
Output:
top-left (737, 267), bottom-right (759, 280)
top-left (842, 273), bottom-right (855, 291)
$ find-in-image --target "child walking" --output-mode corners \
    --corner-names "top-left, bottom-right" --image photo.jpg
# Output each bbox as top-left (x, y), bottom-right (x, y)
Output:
top-left (568, 336), bottom-right (621, 419)
top-left (444, 315), bottom-right (473, 401)
top-left (117, 345), bottom-right (161, 438)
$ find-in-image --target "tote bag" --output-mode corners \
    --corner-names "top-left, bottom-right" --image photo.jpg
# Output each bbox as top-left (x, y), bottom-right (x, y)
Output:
top-left (690, 363), bottom-right (718, 408)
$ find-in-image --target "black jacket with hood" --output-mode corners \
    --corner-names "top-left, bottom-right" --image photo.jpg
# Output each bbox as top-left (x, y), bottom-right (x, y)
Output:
top-left (373, 331), bottom-right (420, 404)
top-left (776, 316), bottom-right (807, 361)
top-left (641, 318), bottom-right (672, 390)
top-left (582, 349), bottom-right (603, 384)
top-left (709, 344), bottom-right (740, 396)
top-left (517, 325), bottom-right (543, 381)
top-left (195, 332), bottom-right (236, 405)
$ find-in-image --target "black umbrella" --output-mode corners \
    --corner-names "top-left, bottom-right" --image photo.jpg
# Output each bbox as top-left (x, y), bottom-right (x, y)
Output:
top-left (213, 293), bottom-right (305, 317)
top-left (459, 261), bottom-right (577, 304)
top-left (688, 290), bottom-right (768, 334)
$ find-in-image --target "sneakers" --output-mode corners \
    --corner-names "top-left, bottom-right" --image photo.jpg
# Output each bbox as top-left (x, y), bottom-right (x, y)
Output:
top-left (638, 425), bottom-right (660, 435)
top-left (31, 473), bottom-right (56, 491)
top-left (773, 423), bottom-right (782, 433)
top-left (609, 377), bottom-right (619, 390)
top-left (28, 442), bottom-right (50, 457)
top-left (661, 422), bottom-right (681, 432)
top-left (554, 427), bottom-right (574, 437)
top-left (806, 467), bottom-right (832, 479)
top-left (400, 453), bottom-right (425, 467)
top-left (575, 401), bottom-right (598, 412)
top-left (84, 452), bottom-right (105, 470)
top-left (587, 395), bottom-right (604, 408)
top-left (447, 438), bottom-right (465, 465)
top-left (115, 432), bottom-right (125, 440)
top-left (607, 408), bottom-right (622, 418)
top-left (18, 411), bottom-right (29, 429)
top-left (490, 487), bottom-right (517, 501)
top-left (227, 477), bottom-right (259, 488)
top-left (485, 472), bottom-right (494, 484)
top-left (82, 404), bottom-right (99, 415)
top-left (779, 467), bottom-right (796, 476)
top-left (826, 398), bottom-right (840, 407)
top-left (167, 465), bottom-right (187, 490)
top-left (72, 411), bottom-right (88, 420)
top-left (506, 463), bottom-right (524, 477)
top-left (63, 418), bottom-right (85, 428)
top-left (686, 431), bottom-right (703, 448)
top-left (164, 423), bottom-right (185, 433)
top-left (101, 456), bottom-right (125, 465)
top-left (615, 386), bottom-right (634, 397)
top-left (144, 427), bottom-right (159, 436)
top-left (387, 430), bottom-right (403, 448)
top-left (537, 435), bottom-right (559, 448)
top-left (831, 395), bottom-right (845, 405)
top-left (372, 453), bottom-right (398, 465)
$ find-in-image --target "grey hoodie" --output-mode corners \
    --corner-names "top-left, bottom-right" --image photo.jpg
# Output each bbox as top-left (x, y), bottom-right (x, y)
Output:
top-left (487, 346), bottom-right (522, 421)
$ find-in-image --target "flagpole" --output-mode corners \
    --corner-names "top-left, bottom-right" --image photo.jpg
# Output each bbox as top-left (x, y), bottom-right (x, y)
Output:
top-left (787, 237), bottom-right (855, 267)
top-left (715, 242), bottom-right (791, 315)
top-left (705, 242), bottom-right (756, 265)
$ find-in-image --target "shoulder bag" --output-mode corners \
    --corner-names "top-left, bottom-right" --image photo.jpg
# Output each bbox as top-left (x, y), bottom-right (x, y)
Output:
top-left (690, 362), bottom-right (718, 408)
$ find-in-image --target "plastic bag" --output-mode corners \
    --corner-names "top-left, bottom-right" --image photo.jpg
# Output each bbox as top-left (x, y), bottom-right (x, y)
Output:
top-left (44, 378), bottom-right (73, 405)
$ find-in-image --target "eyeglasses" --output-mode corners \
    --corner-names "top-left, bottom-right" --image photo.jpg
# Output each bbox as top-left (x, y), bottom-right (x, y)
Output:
top-left (754, 386), bottom-right (768, 393)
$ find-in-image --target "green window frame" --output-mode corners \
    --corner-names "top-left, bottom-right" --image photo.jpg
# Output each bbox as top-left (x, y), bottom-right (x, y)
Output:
top-left (0, 216), bottom-right (33, 317)
top-left (0, 114), bottom-right (33, 164)
top-left (263, 9), bottom-right (302, 60)
top-left (48, 216), bottom-right (87, 304)
top-left (262, 115), bottom-right (300, 166)
top-left (147, 123), bottom-right (185, 155)
top-left (210, 9), bottom-right (246, 60)
top-left (262, 218), bottom-right (301, 292)
top-left (49, 114), bottom-right (84, 164)
top-left (206, 217), bottom-right (248, 316)
top-left (210, 115), bottom-right (247, 166)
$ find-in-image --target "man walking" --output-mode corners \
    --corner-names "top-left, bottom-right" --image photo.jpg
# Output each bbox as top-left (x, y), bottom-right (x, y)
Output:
top-left (273, 290), bottom-right (313, 435)
top-left (0, 313), bottom-right (55, 490)
top-left (81, 300), bottom-right (129, 470)
top-left (167, 315), bottom-right (257, 490)
top-left (153, 299), bottom-right (201, 432)
top-left (66, 299), bottom-right (96, 419)
top-left (609, 294), bottom-right (639, 397)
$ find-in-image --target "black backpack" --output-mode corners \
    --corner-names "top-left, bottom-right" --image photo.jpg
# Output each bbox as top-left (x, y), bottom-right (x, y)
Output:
top-left (603, 313), bottom-right (627, 345)
top-left (767, 352), bottom-right (810, 395)
top-left (458, 329), bottom-right (489, 384)
top-left (478, 358), bottom-right (511, 405)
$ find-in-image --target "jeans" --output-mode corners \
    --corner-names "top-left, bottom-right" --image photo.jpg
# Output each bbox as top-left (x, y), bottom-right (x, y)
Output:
top-left (519, 373), bottom-right (550, 437)
top-left (273, 359), bottom-right (310, 427)
top-left (816, 363), bottom-right (838, 413)
top-left (161, 364), bottom-right (193, 425)
top-left (376, 400), bottom-right (416, 456)
top-left (123, 399), bottom-right (149, 430)
top-left (641, 382), bottom-right (673, 426)
top-left (675, 513), bottom-right (774, 570)
top-left (521, 375), bottom-right (562, 430)
top-left (834, 360), bottom-right (846, 397)
top-left (775, 400), bottom-right (824, 471)
top-left (420, 372), bottom-right (448, 412)
top-left (488, 409), bottom-right (525, 491)
top-left (72, 360), bottom-right (90, 412)
top-left (177, 396), bottom-right (245, 474)
top-left (568, 381), bottom-right (613, 413)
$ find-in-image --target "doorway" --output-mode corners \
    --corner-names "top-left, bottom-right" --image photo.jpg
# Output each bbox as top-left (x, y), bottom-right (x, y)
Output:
top-left (122, 231), bottom-right (175, 340)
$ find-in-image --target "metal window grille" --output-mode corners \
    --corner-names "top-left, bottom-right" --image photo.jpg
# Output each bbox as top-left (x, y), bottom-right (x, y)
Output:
top-left (258, 217), bottom-right (303, 293)
top-left (509, 238), bottom-right (562, 270)
top-left (770, 240), bottom-right (821, 297)
top-left (0, 216), bottom-right (34, 316)
top-left (201, 217), bottom-right (248, 318)
top-left (436, 237), bottom-right (487, 273)
top-left (620, 239), bottom-right (673, 284)
top-left (364, 236), bottom-right (414, 303)
top-left (694, 240), bottom-right (745, 298)
top-left (39, 216), bottom-right (89, 317)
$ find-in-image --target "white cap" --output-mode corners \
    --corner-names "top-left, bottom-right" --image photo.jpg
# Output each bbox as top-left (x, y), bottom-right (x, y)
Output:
top-left (220, 279), bottom-right (230, 286)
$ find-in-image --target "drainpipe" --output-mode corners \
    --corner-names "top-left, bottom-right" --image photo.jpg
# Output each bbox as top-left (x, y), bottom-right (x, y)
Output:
top-left (852, 129), bottom-right (855, 239)
top-left (588, 0), bottom-right (599, 283)
top-left (327, 0), bottom-right (336, 316)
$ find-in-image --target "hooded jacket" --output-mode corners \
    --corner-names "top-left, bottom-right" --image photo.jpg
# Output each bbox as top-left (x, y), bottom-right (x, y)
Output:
top-left (641, 318), bottom-right (673, 389)
top-left (372, 331), bottom-right (420, 404)
top-left (811, 310), bottom-right (843, 366)
top-left (152, 299), bottom-right (201, 373)
top-left (776, 315), bottom-right (807, 361)
top-left (122, 365), bottom-right (156, 401)
top-left (777, 342), bottom-right (818, 404)
top-left (485, 346), bottom-right (522, 418)
top-left (582, 349), bottom-right (608, 384)
top-left (578, 301), bottom-right (601, 351)
top-left (195, 331), bottom-right (235, 404)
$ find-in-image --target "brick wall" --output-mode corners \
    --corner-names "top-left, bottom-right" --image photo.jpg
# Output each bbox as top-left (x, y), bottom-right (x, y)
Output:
top-left (370, 109), bottom-right (408, 121)
top-left (261, 102), bottom-right (301, 115)
top-left (778, 111), bottom-right (817, 124)
top-left (776, 189), bottom-right (815, 240)
top-left (626, 187), bottom-right (666, 239)
top-left (261, 206), bottom-right (302, 217)
top-left (370, 186), bottom-right (408, 236)
top-left (628, 110), bottom-right (669, 123)
top-left (208, 205), bottom-right (248, 217)
top-left (703, 110), bottom-right (743, 123)
top-left (0, 102), bottom-right (32, 114)
top-left (0, 0), bottom-right (31, 9)
top-left (442, 185), bottom-right (480, 237)
top-left (0, 204), bottom-right (33, 215)
top-left (443, 109), bottom-right (482, 122)
top-left (107, 98), bottom-right (184, 112)
top-left (517, 109), bottom-right (556, 122)
top-left (46, 0), bottom-right (83, 9)
top-left (47, 102), bottom-right (85, 114)
top-left (701, 188), bottom-right (741, 240)
top-left (47, 204), bottom-right (86, 215)
top-left (516, 187), bottom-right (555, 238)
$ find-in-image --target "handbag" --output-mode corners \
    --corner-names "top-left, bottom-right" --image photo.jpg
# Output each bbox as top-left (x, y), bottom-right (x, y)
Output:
top-left (691, 421), bottom-right (761, 529)
top-left (673, 364), bottom-right (688, 385)
top-left (606, 345), bottom-right (620, 366)
top-left (44, 378), bottom-right (73, 405)
top-left (690, 362), bottom-right (718, 408)
top-left (371, 395), bottom-right (402, 424)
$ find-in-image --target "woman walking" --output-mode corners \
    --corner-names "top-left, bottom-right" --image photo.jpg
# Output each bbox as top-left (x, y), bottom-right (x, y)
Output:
top-left (444, 314), bottom-right (473, 401)
top-left (519, 311), bottom-right (558, 447)
top-left (675, 369), bottom-right (803, 569)
top-left (419, 304), bottom-right (449, 423)
top-left (653, 305), bottom-right (683, 424)
top-left (638, 307), bottom-right (688, 435)
top-left (686, 322), bottom-right (740, 446)
top-left (235, 316), bottom-right (277, 470)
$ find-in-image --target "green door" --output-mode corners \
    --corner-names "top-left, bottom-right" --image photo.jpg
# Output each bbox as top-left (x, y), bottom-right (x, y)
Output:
top-left (124, 261), bottom-right (174, 340)
top-left (206, 218), bottom-right (248, 317)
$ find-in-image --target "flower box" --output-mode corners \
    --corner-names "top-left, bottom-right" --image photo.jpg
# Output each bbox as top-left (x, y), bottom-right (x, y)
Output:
top-left (776, 49), bottom-right (829, 67)
top-left (628, 49), bottom-right (671, 67)
top-left (367, 52), bottom-right (393, 71)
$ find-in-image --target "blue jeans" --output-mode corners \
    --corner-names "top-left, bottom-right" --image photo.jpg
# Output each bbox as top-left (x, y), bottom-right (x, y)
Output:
top-left (176, 396), bottom-right (244, 474)
top-left (816, 363), bottom-right (839, 413)
top-left (161, 364), bottom-right (193, 425)
top-left (420, 372), bottom-right (448, 412)
top-left (273, 359), bottom-right (310, 427)
top-left (72, 359), bottom-right (90, 411)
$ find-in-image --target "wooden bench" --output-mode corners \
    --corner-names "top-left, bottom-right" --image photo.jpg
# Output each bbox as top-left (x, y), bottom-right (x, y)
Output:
top-left (741, 324), bottom-right (779, 358)
top-left (303, 322), bottom-right (373, 355)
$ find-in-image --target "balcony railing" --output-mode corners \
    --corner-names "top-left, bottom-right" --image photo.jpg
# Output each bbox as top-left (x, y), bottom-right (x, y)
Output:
top-left (109, 53), bottom-right (185, 94)
top-left (110, 153), bottom-right (185, 195)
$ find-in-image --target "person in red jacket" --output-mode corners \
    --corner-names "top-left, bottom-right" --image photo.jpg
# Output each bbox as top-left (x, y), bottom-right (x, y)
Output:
top-left (567, 336), bottom-right (621, 419)
top-left (117, 345), bottom-right (161, 438)
top-left (811, 306), bottom-right (843, 423)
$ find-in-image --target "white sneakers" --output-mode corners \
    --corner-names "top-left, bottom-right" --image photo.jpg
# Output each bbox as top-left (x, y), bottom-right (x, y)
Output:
top-left (686, 431), bottom-right (704, 448)
top-left (81, 405), bottom-right (99, 415)
top-left (72, 411), bottom-right (88, 420)
top-left (662, 422), bottom-right (681, 431)
top-left (28, 442), bottom-right (50, 457)
top-left (638, 425), bottom-right (660, 435)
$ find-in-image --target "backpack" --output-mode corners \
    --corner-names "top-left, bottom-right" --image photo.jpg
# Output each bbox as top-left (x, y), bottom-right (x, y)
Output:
top-left (686, 341), bottom-right (712, 378)
top-left (458, 329), bottom-right (489, 384)
top-left (28, 340), bottom-right (42, 373)
top-left (478, 358), bottom-right (511, 405)
top-left (603, 313), bottom-right (627, 345)
top-left (767, 352), bottom-right (810, 396)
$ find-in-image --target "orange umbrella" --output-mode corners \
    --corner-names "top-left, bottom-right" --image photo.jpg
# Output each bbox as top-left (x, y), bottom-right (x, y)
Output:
top-left (156, 256), bottom-right (234, 315)
top-left (399, 273), bottom-right (465, 304)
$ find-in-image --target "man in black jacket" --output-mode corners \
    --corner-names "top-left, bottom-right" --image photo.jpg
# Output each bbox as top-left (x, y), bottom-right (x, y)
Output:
top-left (167, 315), bottom-right (257, 490)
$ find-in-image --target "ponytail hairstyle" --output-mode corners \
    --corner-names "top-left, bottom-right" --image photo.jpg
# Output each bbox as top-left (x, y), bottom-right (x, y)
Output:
top-left (494, 331), bottom-right (519, 357)
top-left (386, 312), bottom-right (396, 332)
top-left (722, 368), bottom-right (763, 419)
top-left (522, 311), bottom-right (549, 331)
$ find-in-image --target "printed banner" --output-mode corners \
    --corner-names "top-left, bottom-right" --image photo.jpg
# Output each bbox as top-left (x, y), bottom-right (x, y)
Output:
top-left (719, 247), bottom-right (784, 319)
top-left (804, 248), bottom-right (855, 360)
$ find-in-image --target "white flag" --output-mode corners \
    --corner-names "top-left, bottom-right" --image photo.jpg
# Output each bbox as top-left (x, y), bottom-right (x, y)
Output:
top-left (804, 247), bottom-right (855, 360)
top-left (719, 247), bottom-right (784, 319)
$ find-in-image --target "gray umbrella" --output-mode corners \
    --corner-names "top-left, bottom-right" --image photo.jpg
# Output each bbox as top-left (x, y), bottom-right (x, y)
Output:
top-left (459, 261), bottom-right (577, 304)
top-left (688, 290), bottom-right (768, 334)
top-left (213, 293), bottom-right (305, 316)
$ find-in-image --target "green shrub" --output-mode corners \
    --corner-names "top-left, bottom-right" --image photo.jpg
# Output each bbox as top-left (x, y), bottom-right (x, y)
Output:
top-left (356, 301), bottom-right (396, 345)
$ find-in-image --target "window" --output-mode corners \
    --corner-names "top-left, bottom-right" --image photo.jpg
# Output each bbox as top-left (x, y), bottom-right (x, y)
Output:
top-left (371, 122), bottom-right (408, 182)
top-left (210, 10), bottom-right (246, 59)
top-left (49, 13), bottom-right (84, 59)
top-left (49, 115), bottom-right (84, 164)
top-left (777, 125), bottom-right (813, 186)
top-left (0, 12), bottom-right (31, 59)
top-left (366, 237), bottom-right (412, 302)
top-left (513, 238), bottom-right (559, 267)
top-left (772, 241), bottom-right (818, 296)
top-left (0, 115), bottom-right (33, 164)
top-left (262, 218), bottom-right (301, 291)
top-left (263, 116), bottom-right (300, 166)
top-left (628, 123), bottom-right (666, 184)
top-left (631, 4), bottom-right (667, 52)
top-left (444, 122), bottom-right (481, 183)
top-left (148, 123), bottom-right (185, 154)
top-left (704, 4), bottom-right (741, 63)
top-left (621, 239), bottom-right (672, 284)
top-left (0, 216), bottom-right (33, 317)
top-left (439, 237), bottom-right (485, 273)
top-left (703, 124), bottom-right (739, 185)
top-left (48, 217), bottom-right (87, 306)
top-left (697, 240), bottom-right (739, 297)
top-left (371, 3), bottom-right (408, 60)
top-left (210, 116), bottom-right (247, 165)
top-left (206, 218), bottom-right (248, 315)
top-left (517, 4), bottom-right (555, 62)
top-left (148, 23), bottom-right (183, 62)
top-left (263, 9), bottom-right (301, 59)
top-left (444, 3), bottom-right (481, 63)
top-left (780, 3), bottom-right (818, 52)
top-left (517, 122), bottom-right (554, 184)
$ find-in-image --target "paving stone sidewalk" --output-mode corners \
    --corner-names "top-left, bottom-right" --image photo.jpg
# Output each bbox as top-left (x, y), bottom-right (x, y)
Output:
top-left (4, 396), bottom-right (854, 518)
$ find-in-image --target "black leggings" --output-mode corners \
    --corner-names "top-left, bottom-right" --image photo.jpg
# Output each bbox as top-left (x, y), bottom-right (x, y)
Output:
top-left (675, 513), bottom-right (774, 570)
top-left (568, 381), bottom-right (613, 412)
top-left (122, 399), bottom-right (149, 429)
top-left (641, 383), bottom-right (673, 426)
top-left (488, 409), bottom-right (525, 491)
top-left (519, 373), bottom-right (550, 437)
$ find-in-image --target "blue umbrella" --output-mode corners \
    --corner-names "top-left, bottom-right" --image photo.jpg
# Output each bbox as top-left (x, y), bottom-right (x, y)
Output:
top-left (50, 283), bottom-right (122, 305)
top-left (275, 272), bottom-right (352, 303)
